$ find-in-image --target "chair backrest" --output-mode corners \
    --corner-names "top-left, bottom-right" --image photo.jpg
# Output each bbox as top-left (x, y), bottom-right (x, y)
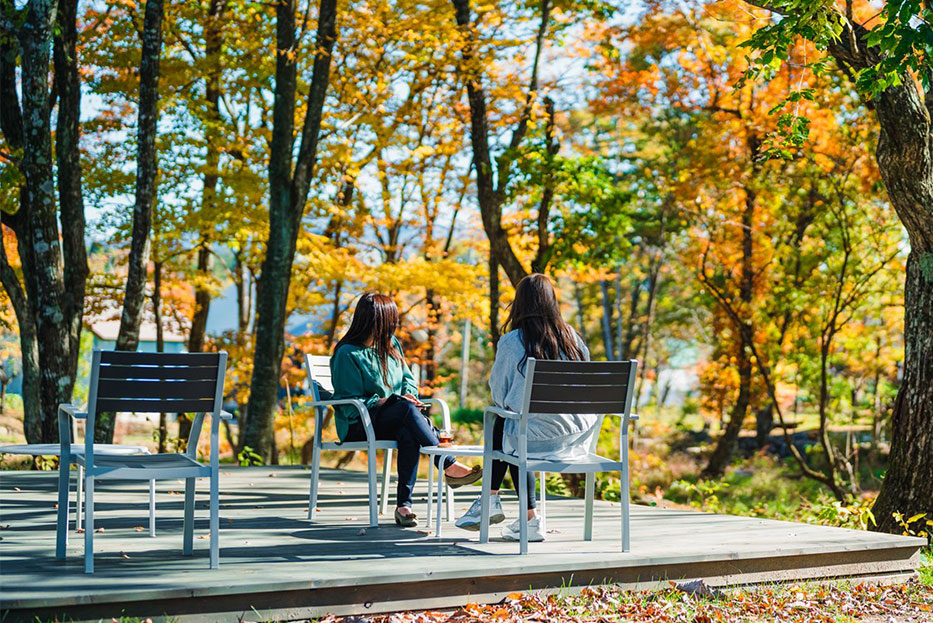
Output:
top-left (305, 354), bottom-right (333, 401)
top-left (520, 359), bottom-right (638, 417)
top-left (86, 349), bottom-right (227, 459)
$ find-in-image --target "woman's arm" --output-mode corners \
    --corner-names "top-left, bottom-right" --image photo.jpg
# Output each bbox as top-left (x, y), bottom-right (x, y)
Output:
top-left (394, 337), bottom-right (421, 398)
top-left (331, 347), bottom-right (381, 410)
top-left (489, 334), bottom-right (517, 407)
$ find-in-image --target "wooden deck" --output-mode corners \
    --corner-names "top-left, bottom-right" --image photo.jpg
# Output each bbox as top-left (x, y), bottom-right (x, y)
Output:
top-left (0, 466), bottom-right (925, 622)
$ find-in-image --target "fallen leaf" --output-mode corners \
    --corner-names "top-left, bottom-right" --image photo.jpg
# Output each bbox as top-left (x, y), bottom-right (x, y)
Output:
top-left (76, 529), bottom-right (85, 534)
top-left (268, 473), bottom-right (276, 477)
top-left (345, 517), bottom-right (359, 521)
top-left (12, 487), bottom-right (20, 492)
top-left (134, 526), bottom-right (144, 532)
top-left (357, 528), bottom-right (367, 536)
top-left (120, 551), bottom-right (130, 559)
top-left (95, 527), bottom-right (105, 533)
top-left (199, 535), bottom-right (208, 539)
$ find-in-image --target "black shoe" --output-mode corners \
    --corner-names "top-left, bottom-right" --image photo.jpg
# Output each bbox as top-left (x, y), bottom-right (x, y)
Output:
top-left (445, 465), bottom-right (483, 489)
top-left (394, 508), bottom-right (419, 527)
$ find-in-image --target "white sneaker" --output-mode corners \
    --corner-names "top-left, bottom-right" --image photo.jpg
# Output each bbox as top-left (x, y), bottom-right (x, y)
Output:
top-left (501, 516), bottom-right (545, 542)
top-left (455, 494), bottom-right (505, 531)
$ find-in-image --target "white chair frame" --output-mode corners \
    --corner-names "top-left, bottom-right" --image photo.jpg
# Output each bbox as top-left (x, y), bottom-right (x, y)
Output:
top-left (478, 358), bottom-right (638, 554)
top-left (56, 349), bottom-right (230, 573)
top-left (304, 354), bottom-right (453, 527)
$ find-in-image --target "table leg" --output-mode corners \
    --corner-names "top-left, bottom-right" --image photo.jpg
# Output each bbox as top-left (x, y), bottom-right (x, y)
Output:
top-left (435, 454), bottom-right (446, 538)
top-left (426, 459), bottom-right (433, 529)
top-left (77, 464), bottom-right (84, 532)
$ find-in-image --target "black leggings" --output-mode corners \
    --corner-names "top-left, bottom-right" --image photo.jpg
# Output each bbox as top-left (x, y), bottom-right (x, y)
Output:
top-left (491, 416), bottom-right (537, 510)
top-left (345, 398), bottom-right (454, 508)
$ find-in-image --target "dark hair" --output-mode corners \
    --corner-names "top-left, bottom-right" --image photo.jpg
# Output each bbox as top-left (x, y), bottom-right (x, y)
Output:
top-left (335, 292), bottom-right (402, 383)
top-left (503, 273), bottom-right (584, 370)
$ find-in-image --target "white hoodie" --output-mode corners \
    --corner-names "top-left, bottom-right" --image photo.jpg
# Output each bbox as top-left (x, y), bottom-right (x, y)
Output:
top-left (489, 330), bottom-right (600, 460)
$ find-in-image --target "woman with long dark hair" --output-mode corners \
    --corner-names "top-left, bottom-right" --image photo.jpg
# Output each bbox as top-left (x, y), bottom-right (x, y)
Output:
top-left (455, 274), bottom-right (593, 541)
top-left (331, 292), bottom-right (481, 526)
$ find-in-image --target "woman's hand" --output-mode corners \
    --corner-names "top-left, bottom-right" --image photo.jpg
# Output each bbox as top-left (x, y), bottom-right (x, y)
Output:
top-left (401, 394), bottom-right (424, 407)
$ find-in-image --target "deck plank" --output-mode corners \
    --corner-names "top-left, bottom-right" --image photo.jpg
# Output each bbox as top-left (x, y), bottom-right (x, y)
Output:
top-left (0, 466), bottom-right (924, 622)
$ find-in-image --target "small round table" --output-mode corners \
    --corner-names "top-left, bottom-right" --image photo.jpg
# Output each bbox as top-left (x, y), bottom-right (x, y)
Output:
top-left (0, 443), bottom-right (156, 536)
top-left (420, 444), bottom-right (547, 538)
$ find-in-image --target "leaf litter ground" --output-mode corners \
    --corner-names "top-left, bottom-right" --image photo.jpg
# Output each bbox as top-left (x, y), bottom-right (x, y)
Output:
top-left (316, 579), bottom-right (933, 623)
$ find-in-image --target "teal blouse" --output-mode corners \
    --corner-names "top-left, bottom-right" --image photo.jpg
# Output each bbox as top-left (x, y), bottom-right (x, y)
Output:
top-left (330, 336), bottom-right (419, 441)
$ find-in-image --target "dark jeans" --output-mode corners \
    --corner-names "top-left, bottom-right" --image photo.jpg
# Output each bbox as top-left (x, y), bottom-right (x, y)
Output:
top-left (345, 398), bottom-right (454, 508)
top-left (491, 416), bottom-right (537, 510)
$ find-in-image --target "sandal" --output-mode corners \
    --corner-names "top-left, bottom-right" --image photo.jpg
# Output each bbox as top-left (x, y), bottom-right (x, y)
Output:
top-left (394, 507), bottom-right (419, 527)
top-left (444, 464), bottom-right (483, 489)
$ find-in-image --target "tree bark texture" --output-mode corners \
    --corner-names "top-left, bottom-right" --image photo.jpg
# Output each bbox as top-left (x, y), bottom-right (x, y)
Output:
top-left (242, 0), bottom-right (338, 461)
top-left (105, 0), bottom-right (165, 443)
top-left (451, 0), bottom-right (551, 287)
top-left (115, 0), bottom-right (164, 352)
top-left (0, 0), bottom-right (86, 443)
top-left (703, 183), bottom-right (756, 478)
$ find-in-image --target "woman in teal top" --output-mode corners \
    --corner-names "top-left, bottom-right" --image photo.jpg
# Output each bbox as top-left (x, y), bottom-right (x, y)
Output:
top-left (331, 293), bottom-right (481, 526)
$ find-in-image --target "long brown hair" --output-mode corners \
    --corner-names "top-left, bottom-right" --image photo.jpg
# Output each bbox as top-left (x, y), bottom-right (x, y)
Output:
top-left (503, 273), bottom-right (584, 370)
top-left (335, 292), bottom-right (402, 383)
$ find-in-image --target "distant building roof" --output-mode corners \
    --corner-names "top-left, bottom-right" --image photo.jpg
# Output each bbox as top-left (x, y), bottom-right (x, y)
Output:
top-left (88, 317), bottom-right (186, 343)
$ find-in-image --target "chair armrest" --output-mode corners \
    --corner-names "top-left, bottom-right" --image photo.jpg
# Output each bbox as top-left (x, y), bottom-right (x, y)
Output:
top-left (604, 412), bottom-right (638, 421)
top-left (483, 405), bottom-right (521, 420)
top-left (58, 403), bottom-right (87, 419)
top-left (311, 398), bottom-right (374, 437)
top-left (421, 397), bottom-right (451, 430)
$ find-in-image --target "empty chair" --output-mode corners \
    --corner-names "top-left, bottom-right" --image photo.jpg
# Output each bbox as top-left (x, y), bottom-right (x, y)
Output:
top-left (477, 358), bottom-right (638, 554)
top-left (56, 350), bottom-right (230, 573)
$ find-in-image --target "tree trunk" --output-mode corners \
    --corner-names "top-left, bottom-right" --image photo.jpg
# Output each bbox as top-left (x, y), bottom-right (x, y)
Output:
top-left (116, 0), bottom-right (164, 354)
top-left (872, 252), bottom-right (933, 532)
top-left (54, 0), bottom-right (88, 387)
top-left (451, 0), bottom-right (552, 287)
top-left (188, 245), bottom-right (212, 353)
top-left (152, 260), bottom-right (167, 453)
top-left (703, 181), bottom-right (756, 477)
top-left (423, 288), bottom-right (440, 392)
top-left (703, 348), bottom-right (751, 477)
top-left (574, 283), bottom-right (587, 342)
top-left (0, 230), bottom-right (42, 444)
top-left (599, 280), bottom-right (614, 359)
top-left (242, 0), bottom-right (338, 461)
top-left (489, 253), bottom-right (500, 350)
top-left (106, 0), bottom-right (165, 444)
top-left (12, 0), bottom-right (79, 444)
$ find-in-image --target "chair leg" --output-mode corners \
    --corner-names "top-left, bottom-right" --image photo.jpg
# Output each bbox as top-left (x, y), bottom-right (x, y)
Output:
top-left (518, 463), bottom-right (528, 555)
top-left (622, 437), bottom-right (631, 552)
top-left (426, 458), bottom-right (434, 529)
top-left (56, 460), bottom-right (70, 558)
top-left (584, 472), bottom-right (595, 541)
top-left (84, 475), bottom-right (94, 574)
top-left (436, 458), bottom-right (445, 538)
top-left (380, 448), bottom-right (392, 516)
top-left (183, 477), bottom-right (195, 555)
top-left (367, 448), bottom-right (379, 528)
top-left (210, 468), bottom-right (220, 569)
top-left (308, 441), bottom-right (321, 520)
top-left (149, 480), bottom-right (156, 537)
top-left (479, 456), bottom-right (493, 544)
top-left (539, 471), bottom-right (546, 533)
top-left (445, 484), bottom-right (454, 522)
top-left (76, 464), bottom-right (84, 531)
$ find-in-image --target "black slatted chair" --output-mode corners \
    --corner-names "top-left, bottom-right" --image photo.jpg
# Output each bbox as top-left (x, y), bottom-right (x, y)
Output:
top-left (56, 349), bottom-right (229, 573)
top-left (478, 358), bottom-right (638, 554)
